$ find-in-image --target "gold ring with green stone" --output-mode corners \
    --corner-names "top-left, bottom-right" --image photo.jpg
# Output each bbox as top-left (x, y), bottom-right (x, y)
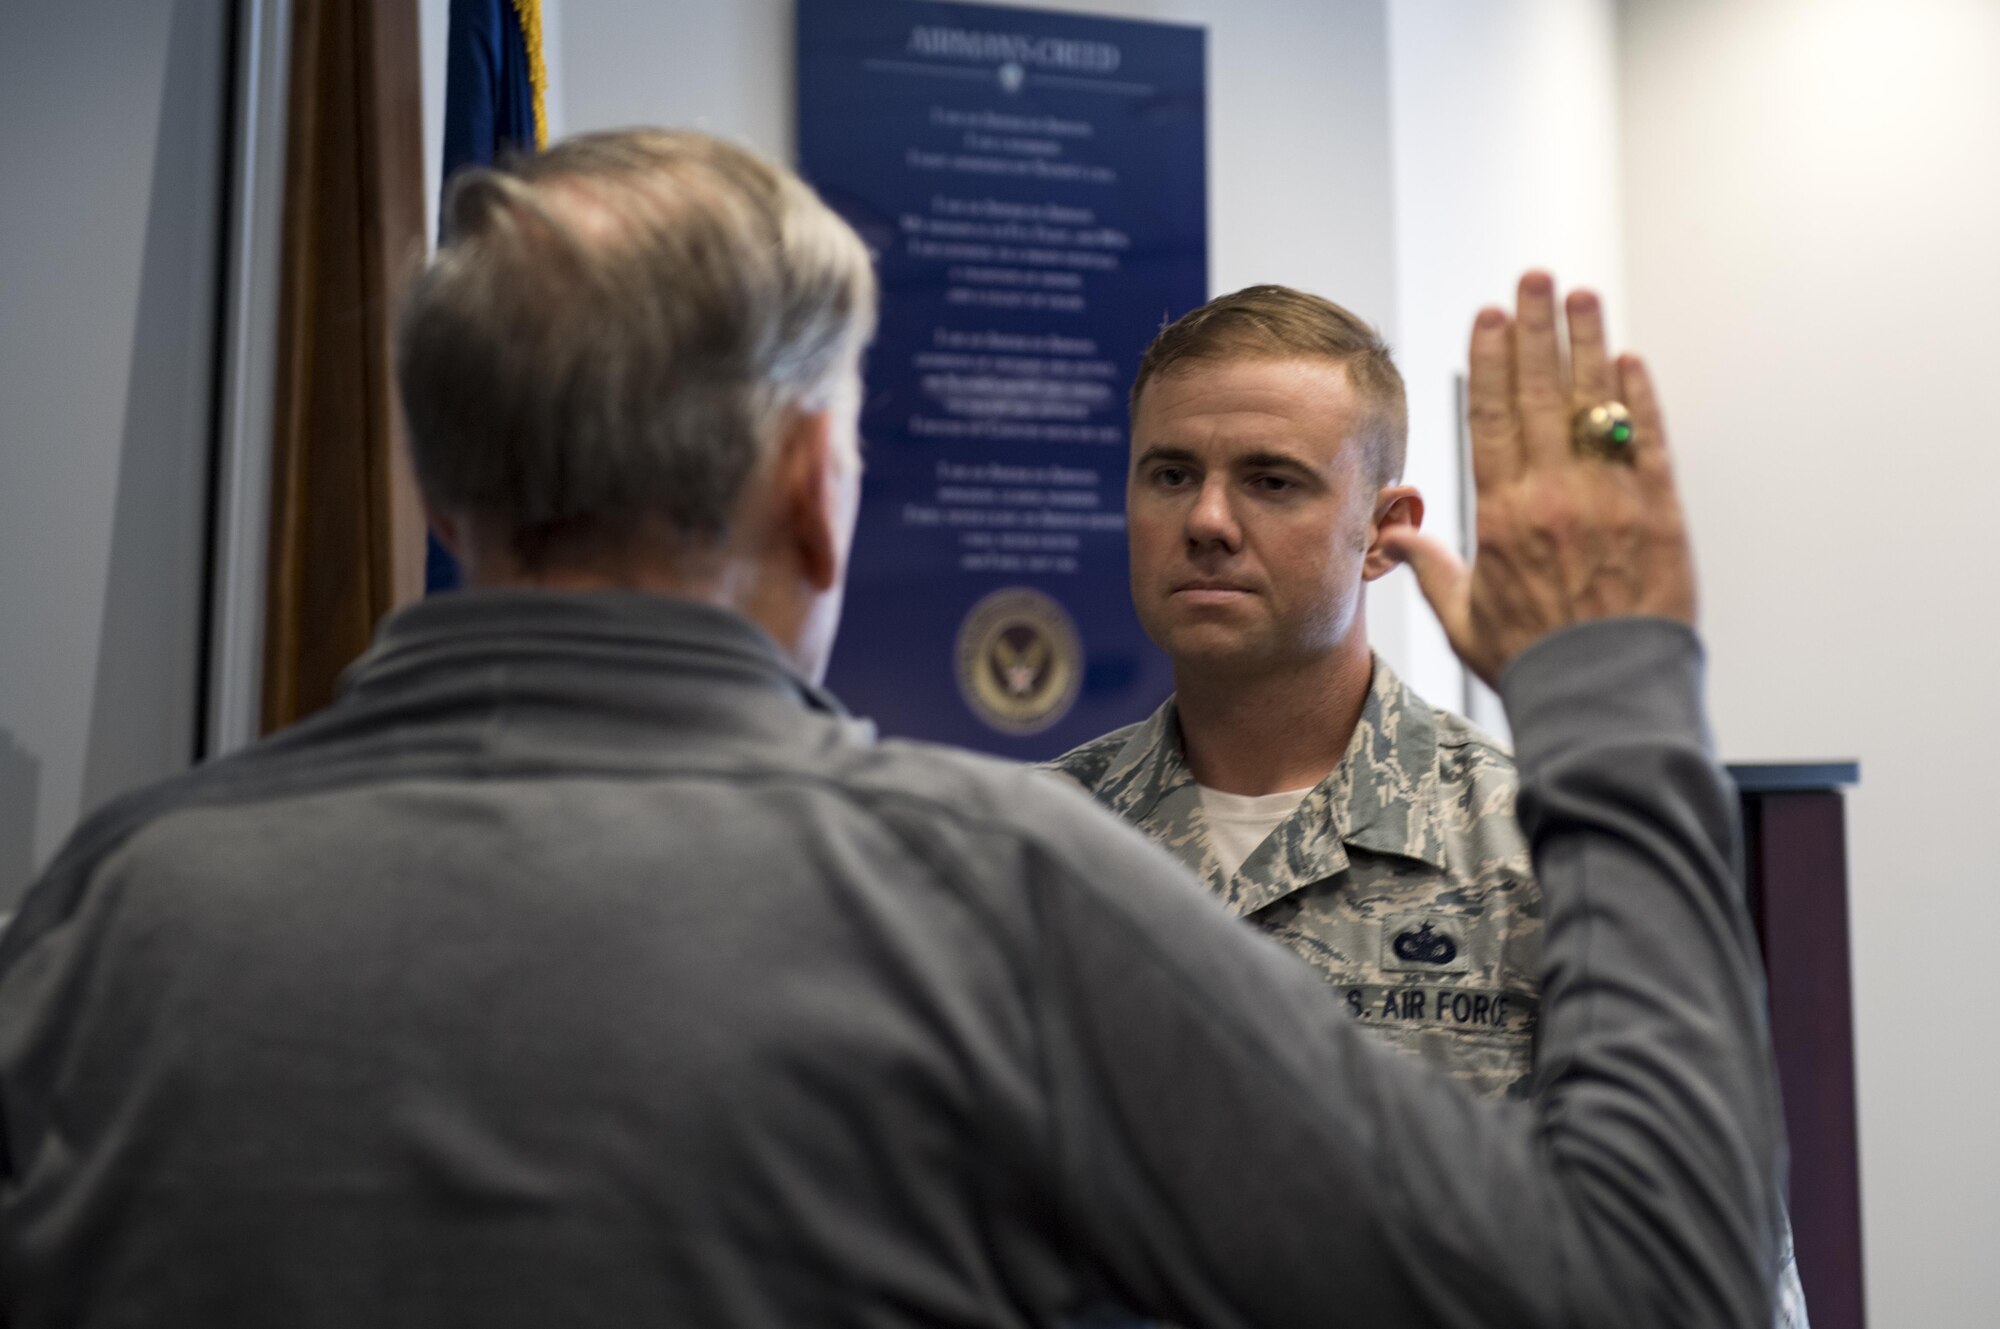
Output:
top-left (1572, 401), bottom-right (1636, 461)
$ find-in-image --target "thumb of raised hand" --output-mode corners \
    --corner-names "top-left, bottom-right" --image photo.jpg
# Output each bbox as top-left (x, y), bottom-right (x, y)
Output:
top-left (1378, 528), bottom-right (1489, 684)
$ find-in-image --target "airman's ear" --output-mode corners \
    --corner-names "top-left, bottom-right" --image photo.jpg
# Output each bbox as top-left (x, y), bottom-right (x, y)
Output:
top-left (1363, 485), bottom-right (1425, 581)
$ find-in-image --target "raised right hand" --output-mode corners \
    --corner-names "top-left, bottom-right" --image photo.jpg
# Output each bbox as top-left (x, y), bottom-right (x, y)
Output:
top-left (1380, 271), bottom-right (1697, 686)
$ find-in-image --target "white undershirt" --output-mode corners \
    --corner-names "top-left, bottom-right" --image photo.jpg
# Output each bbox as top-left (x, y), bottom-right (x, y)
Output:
top-left (1196, 784), bottom-right (1316, 879)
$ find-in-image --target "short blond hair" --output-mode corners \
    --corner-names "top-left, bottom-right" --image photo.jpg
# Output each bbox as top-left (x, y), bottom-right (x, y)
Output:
top-left (1131, 285), bottom-right (1407, 487)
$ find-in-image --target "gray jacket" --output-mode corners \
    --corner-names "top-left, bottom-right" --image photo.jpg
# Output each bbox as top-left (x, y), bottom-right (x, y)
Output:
top-left (0, 591), bottom-right (1780, 1327)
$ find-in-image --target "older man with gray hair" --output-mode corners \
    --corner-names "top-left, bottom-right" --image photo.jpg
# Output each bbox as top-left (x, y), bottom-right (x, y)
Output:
top-left (0, 129), bottom-right (1784, 1328)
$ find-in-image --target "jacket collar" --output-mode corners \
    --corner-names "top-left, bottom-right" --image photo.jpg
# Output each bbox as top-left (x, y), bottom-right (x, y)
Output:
top-left (1096, 655), bottom-right (1451, 916)
top-left (342, 588), bottom-right (858, 730)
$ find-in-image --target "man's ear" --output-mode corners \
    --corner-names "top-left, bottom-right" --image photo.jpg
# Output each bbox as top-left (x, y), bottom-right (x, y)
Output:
top-left (1363, 485), bottom-right (1425, 581)
top-left (774, 405), bottom-right (845, 593)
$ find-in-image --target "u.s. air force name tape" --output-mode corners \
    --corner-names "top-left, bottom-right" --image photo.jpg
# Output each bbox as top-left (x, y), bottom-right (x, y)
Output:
top-left (1340, 984), bottom-right (1541, 1033)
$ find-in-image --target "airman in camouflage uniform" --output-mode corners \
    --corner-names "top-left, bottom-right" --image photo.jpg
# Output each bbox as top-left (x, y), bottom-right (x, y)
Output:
top-left (1068, 279), bottom-right (1806, 1326)
top-left (1044, 654), bottom-right (1540, 1100)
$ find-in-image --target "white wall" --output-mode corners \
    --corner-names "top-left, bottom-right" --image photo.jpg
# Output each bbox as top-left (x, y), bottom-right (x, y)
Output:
top-left (420, 0), bottom-right (449, 240)
top-left (1383, 0), bottom-right (1625, 726)
top-left (0, 0), bottom-right (229, 905)
top-left (1621, 1), bottom-right (2000, 1323)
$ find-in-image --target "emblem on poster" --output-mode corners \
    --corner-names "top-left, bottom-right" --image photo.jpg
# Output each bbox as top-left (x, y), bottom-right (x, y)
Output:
top-left (954, 587), bottom-right (1083, 734)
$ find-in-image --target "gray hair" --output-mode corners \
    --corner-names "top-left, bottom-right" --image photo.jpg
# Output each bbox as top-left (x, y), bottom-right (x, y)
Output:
top-left (396, 128), bottom-right (877, 568)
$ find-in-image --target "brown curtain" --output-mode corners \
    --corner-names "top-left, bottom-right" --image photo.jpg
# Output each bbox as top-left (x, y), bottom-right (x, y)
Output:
top-left (262, 0), bottom-right (427, 733)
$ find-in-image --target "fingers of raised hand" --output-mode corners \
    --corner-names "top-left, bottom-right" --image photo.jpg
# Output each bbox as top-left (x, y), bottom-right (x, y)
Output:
top-left (1613, 351), bottom-right (1697, 624)
top-left (1566, 288), bottom-right (1614, 407)
top-left (1456, 276), bottom-right (1698, 658)
top-left (1512, 272), bottom-right (1571, 467)
top-left (1614, 351), bottom-right (1672, 495)
top-left (1465, 306), bottom-right (1521, 492)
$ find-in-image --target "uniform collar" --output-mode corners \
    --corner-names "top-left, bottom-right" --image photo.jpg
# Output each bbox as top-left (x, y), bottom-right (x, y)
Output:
top-left (1320, 656), bottom-right (1451, 874)
top-left (1098, 655), bottom-right (1451, 916)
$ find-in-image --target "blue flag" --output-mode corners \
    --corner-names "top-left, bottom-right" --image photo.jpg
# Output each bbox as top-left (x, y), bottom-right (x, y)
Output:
top-left (428, 0), bottom-right (545, 593)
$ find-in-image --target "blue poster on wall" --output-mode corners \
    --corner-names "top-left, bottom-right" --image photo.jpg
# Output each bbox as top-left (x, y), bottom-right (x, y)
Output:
top-left (798, 0), bottom-right (1207, 759)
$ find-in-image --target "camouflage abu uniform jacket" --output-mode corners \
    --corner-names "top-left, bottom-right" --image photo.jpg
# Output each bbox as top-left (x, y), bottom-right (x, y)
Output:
top-left (1044, 653), bottom-right (1810, 1328)
top-left (1044, 654), bottom-right (1539, 1099)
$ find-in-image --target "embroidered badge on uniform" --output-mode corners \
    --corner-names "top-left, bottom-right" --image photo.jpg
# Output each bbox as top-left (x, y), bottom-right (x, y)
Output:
top-left (1380, 916), bottom-right (1473, 974)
